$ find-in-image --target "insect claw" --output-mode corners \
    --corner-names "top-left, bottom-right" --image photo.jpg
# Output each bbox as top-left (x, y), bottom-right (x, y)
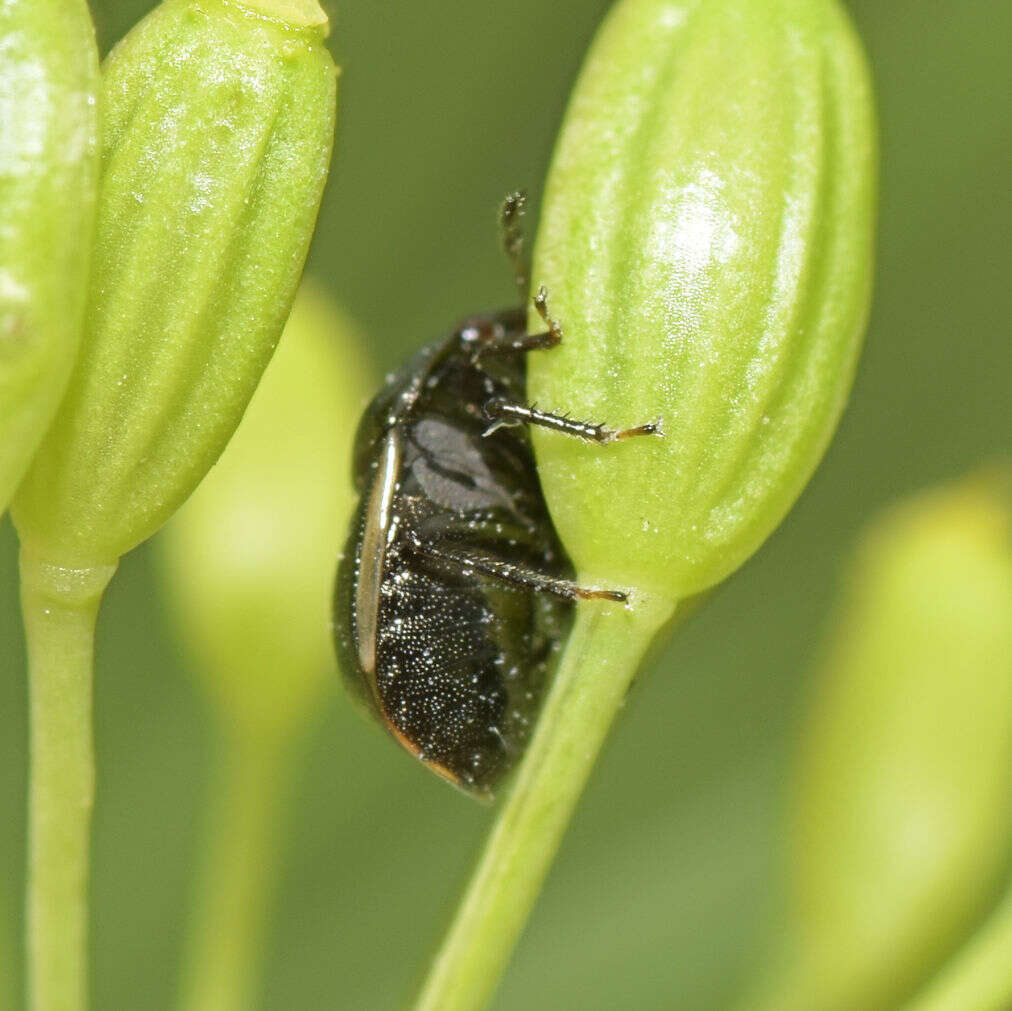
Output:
top-left (615, 420), bottom-right (663, 441)
top-left (576, 586), bottom-right (628, 602)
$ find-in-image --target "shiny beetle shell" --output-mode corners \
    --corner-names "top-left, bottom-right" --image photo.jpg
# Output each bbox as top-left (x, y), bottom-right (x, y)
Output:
top-left (333, 194), bottom-right (651, 799)
top-left (333, 322), bottom-right (574, 798)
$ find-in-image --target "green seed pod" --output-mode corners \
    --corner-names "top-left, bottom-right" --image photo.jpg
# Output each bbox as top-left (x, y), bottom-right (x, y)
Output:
top-left (529, 0), bottom-right (876, 600)
top-left (13, 0), bottom-right (337, 567)
top-left (159, 284), bottom-right (373, 738)
top-left (0, 0), bottom-right (99, 512)
top-left (752, 475), bottom-right (1012, 1011)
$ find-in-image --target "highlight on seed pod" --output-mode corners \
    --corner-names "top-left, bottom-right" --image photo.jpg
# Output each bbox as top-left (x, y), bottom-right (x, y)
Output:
top-left (0, 0), bottom-right (100, 513)
top-left (740, 472), bottom-right (1012, 1011)
top-left (12, 0), bottom-right (337, 569)
top-left (159, 282), bottom-right (373, 738)
top-left (528, 0), bottom-right (876, 604)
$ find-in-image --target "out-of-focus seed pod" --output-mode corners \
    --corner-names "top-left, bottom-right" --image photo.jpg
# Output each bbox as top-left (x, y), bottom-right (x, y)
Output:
top-left (0, 0), bottom-right (99, 512)
top-left (158, 284), bottom-right (373, 1011)
top-left (159, 283), bottom-right (373, 738)
top-left (529, 0), bottom-right (876, 601)
top-left (12, 0), bottom-right (337, 567)
top-left (750, 475), bottom-right (1012, 1011)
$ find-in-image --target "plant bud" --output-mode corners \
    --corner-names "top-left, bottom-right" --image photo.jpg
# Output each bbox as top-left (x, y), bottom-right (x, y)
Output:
top-left (0, 0), bottom-right (99, 512)
top-left (13, 0), bottom-right (337, 567)
top-left (762, 475), bottom-right (1012, 1011)
top-left (528, 0), bottom-right (876, 601)
top-left (159, 284), bottom-right (373, 738)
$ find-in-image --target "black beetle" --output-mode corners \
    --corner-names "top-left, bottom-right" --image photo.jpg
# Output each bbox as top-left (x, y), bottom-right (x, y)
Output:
top-left (333, 194), bottom-right (656, 798)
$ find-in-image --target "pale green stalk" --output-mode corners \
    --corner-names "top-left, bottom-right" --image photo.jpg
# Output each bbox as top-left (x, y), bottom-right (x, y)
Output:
top-left (20, 550), bottom-right (115, 1011)
top-left (178, 727), bottom-right (289, 1011)
top-left (413, 594), bottom-right (675, 1011)
top-left (902, 882), bottom-right (1012, 1011)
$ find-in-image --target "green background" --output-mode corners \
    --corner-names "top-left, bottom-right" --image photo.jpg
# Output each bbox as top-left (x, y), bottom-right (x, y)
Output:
top-left (1, 1), bottom-right (1009, 1008)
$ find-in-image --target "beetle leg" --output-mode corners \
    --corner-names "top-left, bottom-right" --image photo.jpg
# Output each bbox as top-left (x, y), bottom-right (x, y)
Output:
top-left (477, 285), bottom-right (660, 439)
top-left (483, 397), bottom-right (661, 444)
top-left (457, 308), bottom-right (559, 361)
top-left (499, 190), bottom-right (530, 300)
top-left (531, 285), bottom-right (563, 345)
top-left (405, 533), bottom-right (626, 602)
top-left (459, 285), bottom-right (574, 360)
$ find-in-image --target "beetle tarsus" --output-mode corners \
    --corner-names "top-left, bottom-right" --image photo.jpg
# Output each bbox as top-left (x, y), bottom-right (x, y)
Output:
top-left (533, 286), bottom-right (564, 347)
top-left (615, 420), bottom-right (663, 441)
top-left (499, 190), bottom-right (529, 299)
top-left (574, 586), bottom-right (628, 602)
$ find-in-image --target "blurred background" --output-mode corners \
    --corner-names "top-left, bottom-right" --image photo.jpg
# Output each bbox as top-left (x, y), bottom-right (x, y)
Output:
top-left (1, 1), bottom-right (1009, 1009)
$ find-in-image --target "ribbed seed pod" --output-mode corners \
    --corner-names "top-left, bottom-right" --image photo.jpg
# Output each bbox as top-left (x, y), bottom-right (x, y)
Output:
top-left (529, 0), bottom-right (876, 601)
top-left (0, 0), bottom-right (100, 512)
top-left (13, 0), bottom-right (337, 567)
top-left (159, 284), bottom-right (373, 738)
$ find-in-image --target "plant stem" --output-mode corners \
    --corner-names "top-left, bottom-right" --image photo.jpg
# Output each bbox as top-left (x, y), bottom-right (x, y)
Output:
top-left (412, 591), bottom-right (676, 1011)
top-left (20, 548), bottom-right (116, 1011)
top-left (901, 880), bottom-right (1012, 1011)
top-left (178, 724), bottom-right (289, 1011)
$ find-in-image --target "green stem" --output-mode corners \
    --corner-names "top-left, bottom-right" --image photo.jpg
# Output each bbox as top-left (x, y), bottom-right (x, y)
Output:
top-left (20, 548), bottom-right (116, 1011)
top-left (901, 880), bottom-right (1012, 1011)
top-left (412, 592), bottom-right (676, 1011)
top-left (177, 724), bottom-right (289, 1011)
